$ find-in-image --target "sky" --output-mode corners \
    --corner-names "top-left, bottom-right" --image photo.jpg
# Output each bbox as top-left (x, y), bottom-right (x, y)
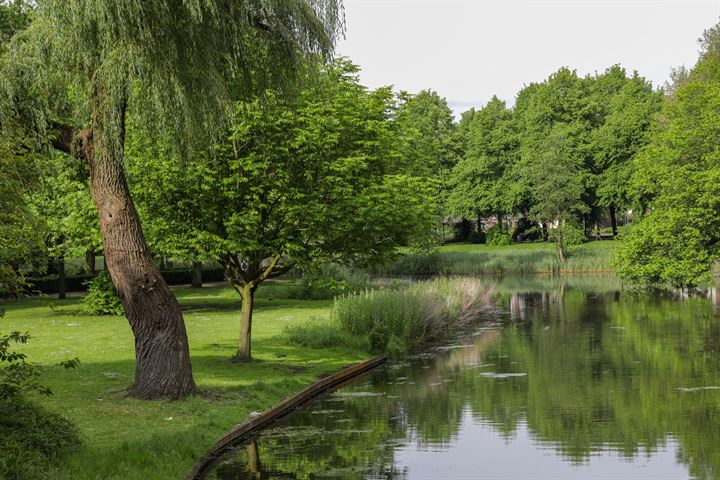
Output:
top-left (335, 0), bottom-right (720, 115)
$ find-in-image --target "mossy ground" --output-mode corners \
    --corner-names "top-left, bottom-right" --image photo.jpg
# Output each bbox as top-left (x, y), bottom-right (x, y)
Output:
top-left (1, 284), bottom-right (363, 480)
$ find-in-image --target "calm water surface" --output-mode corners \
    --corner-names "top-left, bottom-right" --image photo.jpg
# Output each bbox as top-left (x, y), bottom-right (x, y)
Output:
top-left (207, 276), bottom-right (720, 479)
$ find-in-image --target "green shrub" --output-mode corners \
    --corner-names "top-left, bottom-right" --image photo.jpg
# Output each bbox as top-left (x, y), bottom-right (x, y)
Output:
top-left (263, 264), bottom-right (370, 300)
top-left (82, 271), bottom-right (124, 315)
top-left (0, 398), bottom-right (81, 480)
top-left (331, 278), bottom-right (494, 357)
top-left (485, 226), bottom-right (512, 246)
top-left (548, 223), bottom-right (586, 247)
top-left (374, 251), bottom-right (443, 276)
top-left (0, 324), bottom-right (81, 479)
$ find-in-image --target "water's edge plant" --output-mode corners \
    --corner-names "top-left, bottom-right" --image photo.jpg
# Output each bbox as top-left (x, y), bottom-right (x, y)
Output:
top-left (284, 277), bottom-right (495, 358)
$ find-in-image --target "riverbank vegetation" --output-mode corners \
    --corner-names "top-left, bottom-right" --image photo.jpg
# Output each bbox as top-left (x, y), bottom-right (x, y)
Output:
top-left (377, 242), bottom-right (615, 276)
top-left (286, 277), bottom-right (494, 357)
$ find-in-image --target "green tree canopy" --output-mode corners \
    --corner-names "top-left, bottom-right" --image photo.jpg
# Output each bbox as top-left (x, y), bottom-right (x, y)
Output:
top-left (614, 25), bottom-right (720, 288)
top-left (447, 96), bottom-right (517, 226)
top-left (128, 60), bottom-right (438, 361)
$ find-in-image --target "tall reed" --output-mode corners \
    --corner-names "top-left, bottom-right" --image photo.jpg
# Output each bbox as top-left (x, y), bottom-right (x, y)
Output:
top-left (331, 278), bottom-right (495, 357)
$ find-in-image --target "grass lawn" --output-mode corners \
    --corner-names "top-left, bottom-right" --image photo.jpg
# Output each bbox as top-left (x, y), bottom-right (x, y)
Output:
top-left (384, 240), bottom-right (617, 275)
top-left (1, 284), bottom-right (364, 480)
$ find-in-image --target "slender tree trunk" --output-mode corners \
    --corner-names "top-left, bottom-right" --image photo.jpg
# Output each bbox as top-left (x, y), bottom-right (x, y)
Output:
top-left (609, 204), bottom-right (618, 237)
top-left (191, 262), bottom-right (203, 288)
top-left (85, 249), bottom-right (96, 275)
top-left (557, 226), bottom-right (565, 263)
top-left (477, 211), bottom-right (483, 235)
top-left (57, 240), bottom-right (66, 300)
top-left (235, 284), bottom-right (256, 362)
top-left (84, 90), bottom-right (196, 399)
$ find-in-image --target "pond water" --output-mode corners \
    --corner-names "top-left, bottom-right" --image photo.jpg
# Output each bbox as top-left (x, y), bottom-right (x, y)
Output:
top-left (205, 275), bottom-right (720, 479)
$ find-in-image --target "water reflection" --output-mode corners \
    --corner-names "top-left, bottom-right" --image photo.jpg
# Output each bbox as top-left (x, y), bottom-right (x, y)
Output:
top-left (205, 275), bottom-right (720, 480)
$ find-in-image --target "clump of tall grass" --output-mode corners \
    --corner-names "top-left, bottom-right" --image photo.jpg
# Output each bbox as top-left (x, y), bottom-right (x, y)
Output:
top-left (332, 278), bottom-right (495, 357)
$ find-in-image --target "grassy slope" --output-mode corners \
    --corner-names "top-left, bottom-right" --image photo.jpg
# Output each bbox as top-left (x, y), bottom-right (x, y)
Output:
top-left (420, 241), bottom-right (615, 274)
top-left (1, 285), bottom-right (362, 480)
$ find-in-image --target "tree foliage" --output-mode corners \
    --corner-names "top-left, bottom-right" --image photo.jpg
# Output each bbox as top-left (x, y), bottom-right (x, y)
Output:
top-left (129, 60), bottom-right (439, 360)
top-left (614, 25), bottom-right (720, 287)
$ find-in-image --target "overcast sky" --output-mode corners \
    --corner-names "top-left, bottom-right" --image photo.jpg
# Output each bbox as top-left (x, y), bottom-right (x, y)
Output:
top-left (336, 0), bottom-right (720, 115)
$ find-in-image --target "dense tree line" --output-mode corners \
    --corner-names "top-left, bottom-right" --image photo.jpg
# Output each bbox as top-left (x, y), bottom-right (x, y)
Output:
top-left (448, 66), bottom-right (662, 260)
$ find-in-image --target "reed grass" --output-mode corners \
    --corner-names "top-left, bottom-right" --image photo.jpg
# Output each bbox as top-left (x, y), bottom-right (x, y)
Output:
top-left (325, 278), bottom-right (495, 357)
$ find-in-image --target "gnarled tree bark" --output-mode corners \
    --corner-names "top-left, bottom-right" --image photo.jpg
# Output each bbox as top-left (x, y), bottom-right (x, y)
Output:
top-left (52, 102), bottom-right (197, 399)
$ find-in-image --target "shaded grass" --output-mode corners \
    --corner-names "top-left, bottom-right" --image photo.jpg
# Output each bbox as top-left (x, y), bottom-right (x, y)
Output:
top-left (0, 285), bottom-right (366, 480)
top-left (379, 241), bottom-right (615, 275)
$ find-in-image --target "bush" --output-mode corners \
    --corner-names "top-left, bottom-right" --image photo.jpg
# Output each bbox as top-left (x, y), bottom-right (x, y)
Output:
top-left (331, 278), bottom-right (494, 357)
top-left (548, 222), bottom-right (586, 247)
top-left (82, 271), bottom-right (124, 315)
top-left (0, 398), bottom-right (81, 480)
top-left (452, 219), bottom-right (475, 242)
top-left (263, 264), bottom-right (370, 300)
top-left (485, 226), bottom-right (512, 246)
top-left (512, 217), bottom-right (542, 242)
top-left (373, 251), bottom-right (443, 276)
top-left (0, 326), bottom-right (81, 479)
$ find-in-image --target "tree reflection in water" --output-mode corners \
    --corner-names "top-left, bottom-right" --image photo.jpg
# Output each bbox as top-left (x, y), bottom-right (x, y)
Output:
top-left (205, 275), bottom-right (720, 480)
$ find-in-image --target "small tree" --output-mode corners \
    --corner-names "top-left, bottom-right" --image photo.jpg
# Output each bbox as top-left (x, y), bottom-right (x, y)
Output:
top-left (129, 61), bottom-right (437, 361)
top-left (530, 128), bottom-right (589, 262)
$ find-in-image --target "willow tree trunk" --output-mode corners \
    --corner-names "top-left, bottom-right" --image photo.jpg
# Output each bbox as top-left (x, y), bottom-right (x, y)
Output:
top-left (235, 285), bottom-right (256, 362)
top-left (83, 91), bottom-right (196, 399)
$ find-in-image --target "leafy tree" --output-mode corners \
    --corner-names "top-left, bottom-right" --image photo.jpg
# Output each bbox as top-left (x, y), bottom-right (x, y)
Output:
top-left (2, 0), bottom-right (344, 398)
top-left (589, 66), bottom-right (661, 235)
top-left (129, 61), bottom-right (438, 361)
top-left (447, 96), bottom-right (517, 232)
top-left (0, 131), bottom-right (41, 304)
top-left (615, 25), bottom-right (720, 288)
top-left (529, 127), bottom-right (589, 262)
top-left (0, 0), bottom-right (32, 51)
top-left (27, 152), bottom-right (101, 297)
top-left (394, 90), bottom-right (459, 174)
top-left (394, 89), bottom-right (458, 238)
top-left (512, 68), bottom-right (595, 224)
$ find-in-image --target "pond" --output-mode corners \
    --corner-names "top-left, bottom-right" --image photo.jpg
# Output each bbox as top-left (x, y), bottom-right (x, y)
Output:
top-left (204, 275), bottom-right (720, 479)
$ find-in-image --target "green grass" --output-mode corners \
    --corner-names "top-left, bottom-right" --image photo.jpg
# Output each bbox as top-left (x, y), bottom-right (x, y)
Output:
top-left (380, 241), bottom-right (616, 275)
top-left (0, 284), bottom-right (366, 480)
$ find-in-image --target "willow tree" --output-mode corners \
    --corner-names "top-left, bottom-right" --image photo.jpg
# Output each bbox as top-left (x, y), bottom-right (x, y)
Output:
top-left (2, 1), bottom-right (343, 399)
